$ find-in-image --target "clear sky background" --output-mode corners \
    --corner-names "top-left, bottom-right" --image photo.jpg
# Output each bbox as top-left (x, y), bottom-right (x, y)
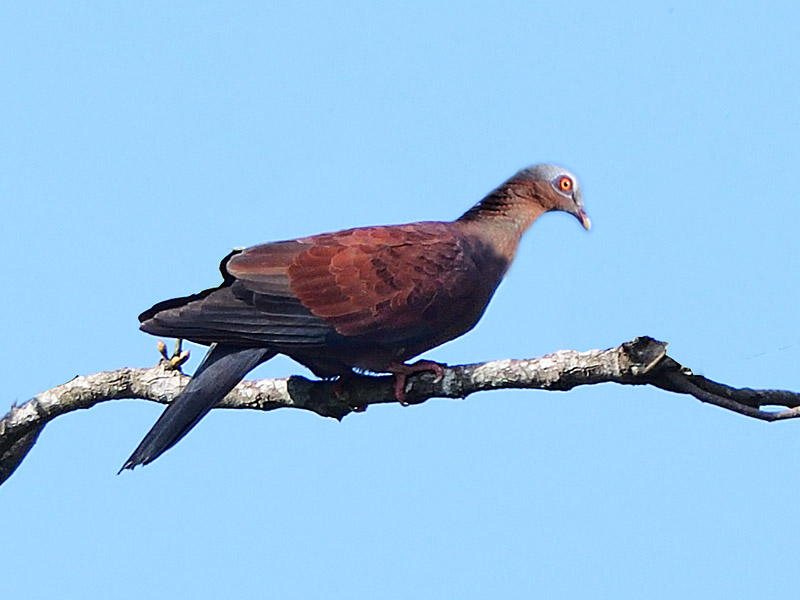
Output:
top-left (3, 2), bottom-right (799, 598)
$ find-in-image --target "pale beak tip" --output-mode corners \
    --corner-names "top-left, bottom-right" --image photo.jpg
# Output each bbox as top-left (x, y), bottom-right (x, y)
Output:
top-left (578, 211), bottom-right (591, 231)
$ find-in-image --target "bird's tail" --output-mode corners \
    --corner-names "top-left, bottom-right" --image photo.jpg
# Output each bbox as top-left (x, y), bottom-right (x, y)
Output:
top-left (120, 344), bottom-right (276, 471)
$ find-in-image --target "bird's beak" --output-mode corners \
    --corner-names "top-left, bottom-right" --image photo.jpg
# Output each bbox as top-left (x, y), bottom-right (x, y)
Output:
top-left (577, 209), bottom-right (591, 231)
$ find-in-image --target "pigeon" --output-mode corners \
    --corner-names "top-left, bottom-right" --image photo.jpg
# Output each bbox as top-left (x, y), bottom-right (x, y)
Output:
top-left (122, 163), bottom-right (590, 470)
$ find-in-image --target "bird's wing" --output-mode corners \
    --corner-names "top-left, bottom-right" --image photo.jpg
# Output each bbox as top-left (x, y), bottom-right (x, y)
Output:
top-left (141, 223), bottom-right (486, 349)
top-left (227, 222), bottom-right (485, 345)
top-left (139, 240), bottom-right (334, 346)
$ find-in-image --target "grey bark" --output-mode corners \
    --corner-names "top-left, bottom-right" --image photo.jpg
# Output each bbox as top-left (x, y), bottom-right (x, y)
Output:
top-left (2, 337), bottom-right (798, 485)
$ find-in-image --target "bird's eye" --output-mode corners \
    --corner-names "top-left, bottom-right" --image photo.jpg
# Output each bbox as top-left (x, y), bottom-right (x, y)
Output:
top-left (558, 176), bottom-right (573, 192)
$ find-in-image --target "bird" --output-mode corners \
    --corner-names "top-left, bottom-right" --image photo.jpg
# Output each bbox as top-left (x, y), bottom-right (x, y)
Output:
top-left (121, 163), bottom-right (590, 471)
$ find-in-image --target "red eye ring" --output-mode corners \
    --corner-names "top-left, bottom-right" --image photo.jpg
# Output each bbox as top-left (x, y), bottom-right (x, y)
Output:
top-left (558, 176), bottom-right (573, 192)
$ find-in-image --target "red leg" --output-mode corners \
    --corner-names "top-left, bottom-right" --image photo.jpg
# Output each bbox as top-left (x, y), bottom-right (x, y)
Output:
top-left (388, 360), bottom-right (446, 406)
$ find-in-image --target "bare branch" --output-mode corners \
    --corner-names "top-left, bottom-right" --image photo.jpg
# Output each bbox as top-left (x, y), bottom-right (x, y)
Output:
top-left (2, 336), bottom-right (798, 485)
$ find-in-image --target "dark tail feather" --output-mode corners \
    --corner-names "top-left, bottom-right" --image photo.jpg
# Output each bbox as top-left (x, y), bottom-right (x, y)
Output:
top-left (120, 344), bottom-right (276, 472)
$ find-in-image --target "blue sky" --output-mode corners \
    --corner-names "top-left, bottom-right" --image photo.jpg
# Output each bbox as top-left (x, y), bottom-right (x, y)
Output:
top-left (2, 2), bottom-right (799, 598)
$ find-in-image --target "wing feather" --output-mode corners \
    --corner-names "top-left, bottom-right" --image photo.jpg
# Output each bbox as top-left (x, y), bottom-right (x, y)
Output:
top-left (141, 222), bottom-right (498, 354)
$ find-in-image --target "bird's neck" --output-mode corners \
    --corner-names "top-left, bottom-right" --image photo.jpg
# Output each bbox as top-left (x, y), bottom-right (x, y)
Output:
top-left (456, 181), bottom-right (547, 255)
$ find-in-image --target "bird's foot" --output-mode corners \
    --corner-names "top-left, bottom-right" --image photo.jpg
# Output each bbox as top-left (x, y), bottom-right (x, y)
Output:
top-left (389, 360), bottom-right (446, 406)
top-left (332, 374), bottom-right (368, 413)
top-left (157, 339), bottom-right (190, 371)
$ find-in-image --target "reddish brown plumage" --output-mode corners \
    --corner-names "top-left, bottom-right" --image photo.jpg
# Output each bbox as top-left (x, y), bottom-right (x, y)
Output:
top-left (125, 163), bottom-right (589, 469)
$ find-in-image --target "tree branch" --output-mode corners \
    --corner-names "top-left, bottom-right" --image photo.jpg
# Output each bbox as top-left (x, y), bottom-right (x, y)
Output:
top-left (2, 336), bottom-right (798, 485)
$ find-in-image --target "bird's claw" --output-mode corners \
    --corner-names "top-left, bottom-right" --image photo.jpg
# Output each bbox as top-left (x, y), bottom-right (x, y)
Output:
top-left (157, 339), bottom-right (190, 371)
top-left (391, 360), bottom-right (446, 406)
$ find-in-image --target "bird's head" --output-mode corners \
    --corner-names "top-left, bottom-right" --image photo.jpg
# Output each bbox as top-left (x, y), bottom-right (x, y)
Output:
top-left (515, 163), bottom-right (591, 231)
